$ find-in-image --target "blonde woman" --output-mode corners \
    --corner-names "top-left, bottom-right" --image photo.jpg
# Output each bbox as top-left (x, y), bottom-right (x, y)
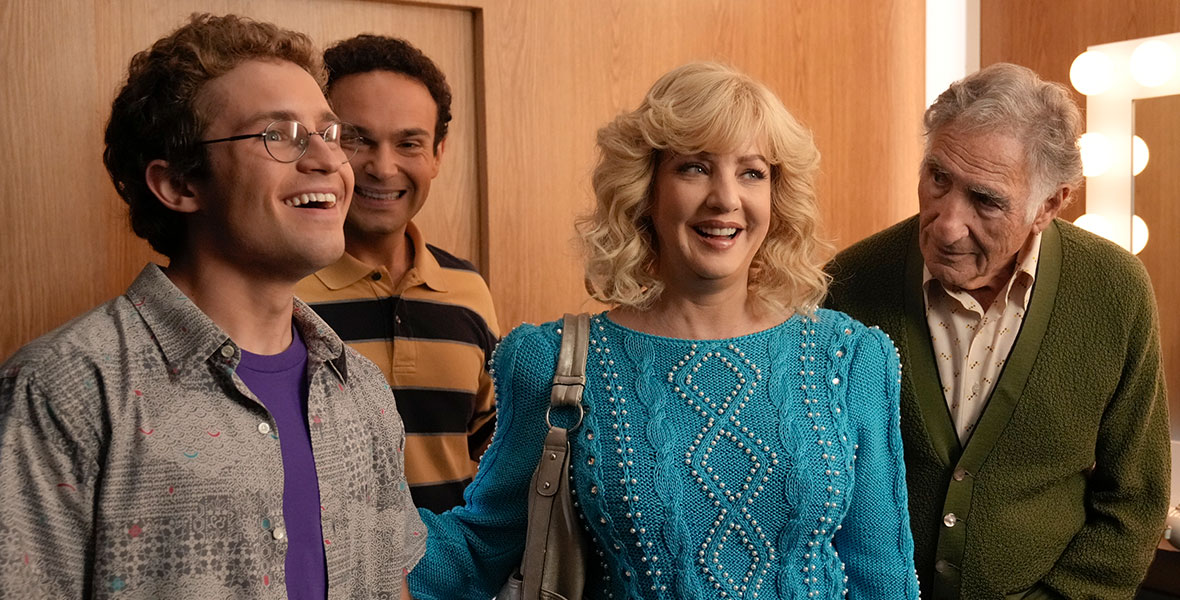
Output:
top-left (409, 62), bottom-right (919, 599)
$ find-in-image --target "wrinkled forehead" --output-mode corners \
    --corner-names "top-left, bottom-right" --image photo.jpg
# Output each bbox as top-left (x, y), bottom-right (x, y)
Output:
top-left (925, 124), bottom-right (1036, 198)
top-left (925, 121), bottom-right (1030, 169)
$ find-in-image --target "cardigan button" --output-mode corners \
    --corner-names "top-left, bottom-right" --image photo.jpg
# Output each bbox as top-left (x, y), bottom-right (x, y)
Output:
top-left (952, 468), bottom-right (967, 481)
top-left (943, 513), bottom-right (958, 527)
top-left (935, 559), bottom-right (950, 573)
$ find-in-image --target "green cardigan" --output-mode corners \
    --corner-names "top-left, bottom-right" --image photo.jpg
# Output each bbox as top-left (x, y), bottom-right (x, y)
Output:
top-left (825, 217), bottom-right (1170, 600)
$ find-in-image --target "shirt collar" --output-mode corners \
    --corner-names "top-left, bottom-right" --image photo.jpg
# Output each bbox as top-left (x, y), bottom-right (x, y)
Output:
top-left (922, 231), bottom-right (1043, 311)
top-left (127, 264), bottom-right (348, 380)
top-left (404, 222), bottom-right (449, 293)
top-left (309, 221), bottom-right (448, 293)
top-left (308, 251), bottom-right (373, 290)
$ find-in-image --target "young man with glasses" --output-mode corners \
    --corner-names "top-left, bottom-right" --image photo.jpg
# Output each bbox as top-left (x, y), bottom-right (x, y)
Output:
top-left (296, 36), bottom-right (500, 515)
top-left (0, 14), bottom-right (422, 599)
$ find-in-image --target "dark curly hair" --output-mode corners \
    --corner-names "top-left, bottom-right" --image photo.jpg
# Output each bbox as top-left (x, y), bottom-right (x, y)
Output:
top-left (102, 13), bottom-right (322, 258)
top-left (324, 35), bottom-right (452, 151)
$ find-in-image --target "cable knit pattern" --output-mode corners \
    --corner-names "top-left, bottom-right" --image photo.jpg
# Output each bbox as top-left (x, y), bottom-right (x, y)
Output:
top-left (409, 310), bottom-right (919, 600)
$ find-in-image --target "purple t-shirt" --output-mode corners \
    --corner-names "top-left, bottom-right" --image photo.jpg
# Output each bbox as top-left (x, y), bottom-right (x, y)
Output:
top-left (237, 326), bottom-right (327, 599)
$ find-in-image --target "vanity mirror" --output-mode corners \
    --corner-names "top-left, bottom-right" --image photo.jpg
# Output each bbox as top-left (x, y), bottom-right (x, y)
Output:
top-left (1070, 31), bottom-right (1180, 513)
top-left (1134, 95), bottom-right (1179, 445)
top-left (1070, 31), bottom-right (1179, 249)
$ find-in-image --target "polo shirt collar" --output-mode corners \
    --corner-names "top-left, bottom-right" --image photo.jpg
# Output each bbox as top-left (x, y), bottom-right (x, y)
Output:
top-left (308, 221), bottom-right (449, 293)
top-left (309, 251), bottom-right (374, 291)
top-left (405, 222), bottom-right (449, 293)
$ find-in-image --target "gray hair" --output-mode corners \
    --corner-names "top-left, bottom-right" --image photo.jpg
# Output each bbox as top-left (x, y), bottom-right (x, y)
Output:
top-left (924, 62), bottom-right (1083, 219)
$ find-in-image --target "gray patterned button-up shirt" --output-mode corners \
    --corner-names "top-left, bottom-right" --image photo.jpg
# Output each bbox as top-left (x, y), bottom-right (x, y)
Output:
top-left (0, 265), bottom-right (425, 598)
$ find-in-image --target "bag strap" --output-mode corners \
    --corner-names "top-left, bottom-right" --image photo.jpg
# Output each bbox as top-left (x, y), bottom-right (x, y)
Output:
top-left (545, 313), bottom-right (589, 428)
top-left (520, 313), bottom-right (590, 598)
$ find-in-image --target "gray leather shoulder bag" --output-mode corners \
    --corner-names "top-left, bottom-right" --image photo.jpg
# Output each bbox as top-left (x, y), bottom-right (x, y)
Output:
top-left (498, 313), bottom-right (591, 600)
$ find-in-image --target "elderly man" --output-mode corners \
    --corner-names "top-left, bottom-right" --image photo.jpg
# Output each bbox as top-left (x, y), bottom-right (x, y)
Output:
top-left (826, 62), bottom-right (1169, 599)
top-left (0, 14), bottom-right (422, 598)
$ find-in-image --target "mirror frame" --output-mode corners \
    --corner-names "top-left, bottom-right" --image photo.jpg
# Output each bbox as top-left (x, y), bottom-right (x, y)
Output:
top-left (1083, 31), bottom-right (1180, 249)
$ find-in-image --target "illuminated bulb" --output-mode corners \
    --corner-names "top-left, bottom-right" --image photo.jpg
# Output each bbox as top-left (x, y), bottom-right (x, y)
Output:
top-left (1070, 51), bottom-right (1115, 95)
top-left (1073, 213), bottom-right (1114, 241)
top-left (1079, 132), bottom-right (1113, 177)
top-left (1074, 213), bottom-right (1149, 254)
top-left (1130, 40), bottom-right (1177, 87)
top-left (1132, 215), bottom-right (1149, 254)
top-left (1132, 135), bottom-right (1150, 175)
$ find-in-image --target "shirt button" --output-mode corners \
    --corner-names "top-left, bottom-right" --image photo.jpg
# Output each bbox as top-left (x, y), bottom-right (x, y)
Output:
top-left (273, 526), bottom-right (286, 540)
top-left (258, 422), bottom-right (271, 435)
top-left (371, 272), bottom-right (382, 281)
top-left (220, 345), bottom-right (234, 358)
top-left (935, 559), bottom-right (950, 573)
top-left (943, 513), bottom-right (958, 527)
top-left (952, 468), bottom-right (967, 481)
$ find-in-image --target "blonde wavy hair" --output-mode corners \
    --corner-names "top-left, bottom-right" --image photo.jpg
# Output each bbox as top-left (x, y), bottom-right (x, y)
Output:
top-left (579, 61), bottom-right (832, 315)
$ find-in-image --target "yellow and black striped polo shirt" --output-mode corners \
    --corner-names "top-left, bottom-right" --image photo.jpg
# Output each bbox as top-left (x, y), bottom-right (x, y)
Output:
top-left (296, 222), bottom-right (500, 513)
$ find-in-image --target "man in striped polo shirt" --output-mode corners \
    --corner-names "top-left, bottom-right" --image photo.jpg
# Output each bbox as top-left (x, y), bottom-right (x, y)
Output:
top-left (297, 35), bottom-right (499, 514)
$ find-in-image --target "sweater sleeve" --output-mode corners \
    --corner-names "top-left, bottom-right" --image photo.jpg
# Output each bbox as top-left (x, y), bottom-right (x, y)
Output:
top-left (833, 326), bottom-right (920, 599)
top-left (407, 322), bottom-right (560, 600)
top-left (1036, 272), bottom-right (1170, 599)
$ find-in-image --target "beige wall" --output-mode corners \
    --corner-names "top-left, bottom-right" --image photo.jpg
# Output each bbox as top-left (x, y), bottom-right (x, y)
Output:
top-left (0, 0), bottom-right (927, 360)
top-left (980, 0), bottom-right (1180, 435)
top-left (474, 0), bottom-right (926, 330)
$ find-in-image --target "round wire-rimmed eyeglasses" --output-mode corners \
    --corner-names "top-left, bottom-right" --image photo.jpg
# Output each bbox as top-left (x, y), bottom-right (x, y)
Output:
top-left (198, 120), bottom-right (361, 164)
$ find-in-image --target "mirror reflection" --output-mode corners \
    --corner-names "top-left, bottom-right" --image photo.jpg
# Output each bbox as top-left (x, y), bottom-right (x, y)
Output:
top-left (1133, 94), bottom-right (1180, 434)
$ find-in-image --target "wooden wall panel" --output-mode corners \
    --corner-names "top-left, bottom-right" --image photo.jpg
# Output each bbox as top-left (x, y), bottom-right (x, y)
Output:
top-left (474, 0), bottom-right (927, 328)
top-left (0, 1), bottom-right (115, 360)
top-left (980, 0), bottom-right (1180, 433)
top-left (1, 0), bottom-right (927, 360)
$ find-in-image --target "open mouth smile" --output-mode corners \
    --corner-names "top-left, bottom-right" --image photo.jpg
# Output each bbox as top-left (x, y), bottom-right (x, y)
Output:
top-left (355, 186), bottom-right (407, 201)
top-left (282, 192), bottom-right (338, 209)
top-left (693, 225), bottom-right (740, 240)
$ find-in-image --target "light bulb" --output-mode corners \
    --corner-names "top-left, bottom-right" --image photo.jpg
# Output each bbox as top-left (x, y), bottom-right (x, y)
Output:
top-left (1070, 51), bottom-right (1115, 95)
top-left (1130, 40), bottom-right (1177, 87)
top-left (1132, 135), bottom-right (1150, 176)
top-left (1073, 213), bottom-right (1114, 241)
top-left (1132, 215), bottom-right (1149, 254)
top-left (1079, 132), bottom-right (1113, 177)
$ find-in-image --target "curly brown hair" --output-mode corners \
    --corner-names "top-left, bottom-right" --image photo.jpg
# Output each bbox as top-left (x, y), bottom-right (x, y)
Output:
top-left (323, 35), bottom-right (452, 151)
top-left (102, 13), bottom-right (323, 258)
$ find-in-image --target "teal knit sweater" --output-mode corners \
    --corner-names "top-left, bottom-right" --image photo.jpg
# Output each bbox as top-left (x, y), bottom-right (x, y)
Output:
top-left (408, 310), bottom-right (920, 599)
